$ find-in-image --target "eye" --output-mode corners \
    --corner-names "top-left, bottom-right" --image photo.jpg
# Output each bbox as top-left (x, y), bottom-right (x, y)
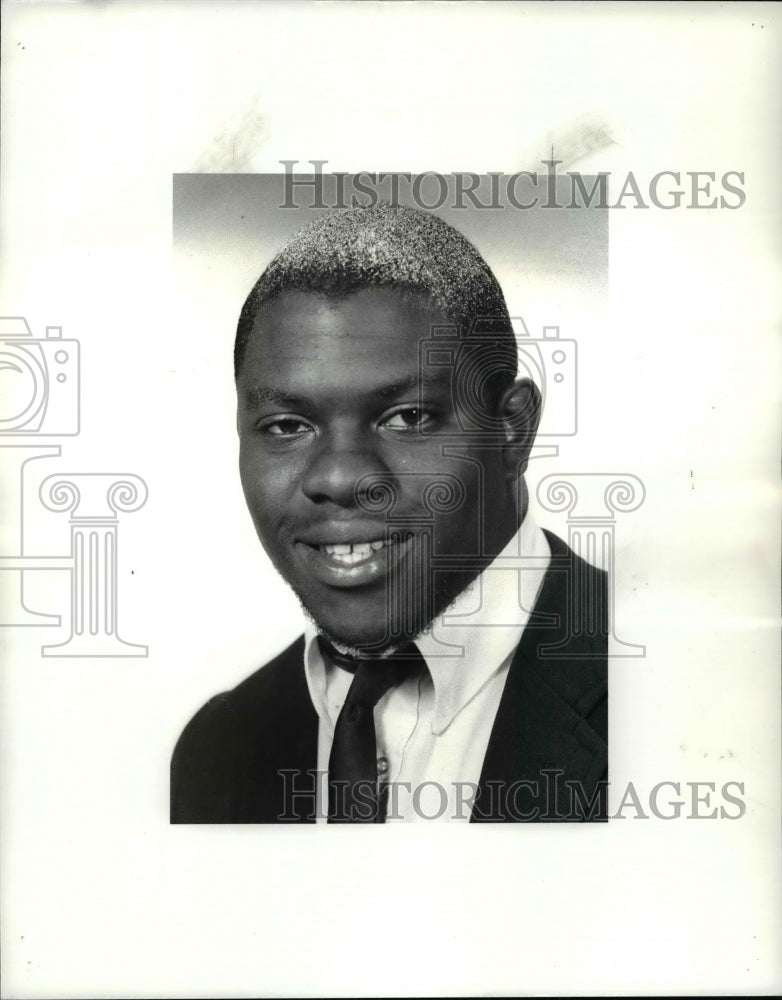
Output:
top-left (259, 417), bottom-right (314, 438)
top-left (380, 407), bottom-right (435, 433)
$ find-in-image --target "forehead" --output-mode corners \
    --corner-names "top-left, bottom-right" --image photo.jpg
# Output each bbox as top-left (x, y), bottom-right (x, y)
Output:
top-left (242, 287), bottom-right (451, 377)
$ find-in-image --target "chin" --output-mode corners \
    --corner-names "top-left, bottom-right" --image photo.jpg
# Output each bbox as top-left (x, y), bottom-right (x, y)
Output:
top-left (294, 567), bottom-right (479, 654)
top-left (316, 617), bottom-right (416, 656)
top-left (296, 595), bottom-right (423, 655)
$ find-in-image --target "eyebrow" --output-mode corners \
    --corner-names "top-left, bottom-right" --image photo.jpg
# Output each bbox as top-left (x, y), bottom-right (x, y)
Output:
top-left (244, 386), bottom-right (302, 410)
top-left (243, 372), bottom-right (450, 411)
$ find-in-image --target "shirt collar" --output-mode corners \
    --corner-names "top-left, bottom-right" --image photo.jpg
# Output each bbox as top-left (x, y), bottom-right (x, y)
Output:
top-left (303, 513), bottom-right (551, 736)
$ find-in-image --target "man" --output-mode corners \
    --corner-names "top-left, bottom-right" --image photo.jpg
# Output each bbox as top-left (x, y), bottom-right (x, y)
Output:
top-left (171, 203), bottom-right (607, 823)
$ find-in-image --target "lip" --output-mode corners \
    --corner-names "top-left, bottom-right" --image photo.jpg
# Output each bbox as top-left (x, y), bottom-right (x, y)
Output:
top-left (297, 521), bottom-right (401, 548)
top-left (295, 530), bottom-right (415, 589)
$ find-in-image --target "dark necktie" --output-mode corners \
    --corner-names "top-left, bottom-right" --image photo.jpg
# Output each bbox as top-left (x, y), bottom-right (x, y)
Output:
top-left (322, 639), bottom-right (422, 823)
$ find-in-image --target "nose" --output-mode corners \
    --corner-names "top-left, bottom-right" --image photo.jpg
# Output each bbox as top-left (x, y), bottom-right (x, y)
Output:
top-left (300, 436), bottom-right (388, 508)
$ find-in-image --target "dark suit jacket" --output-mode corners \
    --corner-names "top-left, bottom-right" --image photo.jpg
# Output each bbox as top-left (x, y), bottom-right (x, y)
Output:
top-left (171, 530), bottom-right (608, 823)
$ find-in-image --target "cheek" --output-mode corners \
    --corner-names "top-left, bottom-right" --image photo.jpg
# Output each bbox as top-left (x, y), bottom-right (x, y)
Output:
top-left (425, 455), bottom-right (499, 551)
top-left (239, 449), bottom-right (302, 522)
top-left (431, 509), bottom-right (480, 558)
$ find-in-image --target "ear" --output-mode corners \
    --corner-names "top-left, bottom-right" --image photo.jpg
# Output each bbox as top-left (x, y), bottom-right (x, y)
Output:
top-left (498, 377), bottom-right (541, 478)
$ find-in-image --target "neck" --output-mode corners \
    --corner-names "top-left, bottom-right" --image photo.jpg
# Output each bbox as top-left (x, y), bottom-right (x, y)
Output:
top-left (486, 480), bottom-right (527, 560)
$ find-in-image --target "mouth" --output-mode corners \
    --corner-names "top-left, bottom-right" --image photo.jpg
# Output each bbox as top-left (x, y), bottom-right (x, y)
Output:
top-left (295, 533), bottom-right (411, 589)
top-left (316, 537), bottom-right (397, 565)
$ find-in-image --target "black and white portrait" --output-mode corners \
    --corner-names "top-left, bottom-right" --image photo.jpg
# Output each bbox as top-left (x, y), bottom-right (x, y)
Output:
top-left (171, 184), bottom-right (610, 823)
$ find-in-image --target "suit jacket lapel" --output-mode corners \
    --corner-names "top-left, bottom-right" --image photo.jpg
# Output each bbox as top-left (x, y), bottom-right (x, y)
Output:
top-left (472, 531), bottom-right (608, 822)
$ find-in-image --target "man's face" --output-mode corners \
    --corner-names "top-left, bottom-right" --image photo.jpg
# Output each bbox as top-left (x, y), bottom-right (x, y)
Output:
top-left (237, 287), bottom-right (517, 651)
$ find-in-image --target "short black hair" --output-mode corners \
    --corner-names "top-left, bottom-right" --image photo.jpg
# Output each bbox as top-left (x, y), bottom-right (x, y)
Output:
top-left (234, 203), bottom-right (518, 400)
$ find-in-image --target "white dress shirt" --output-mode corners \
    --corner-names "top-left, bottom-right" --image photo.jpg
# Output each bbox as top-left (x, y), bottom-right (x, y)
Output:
top-left (303, 514), bottom-right (551, 822)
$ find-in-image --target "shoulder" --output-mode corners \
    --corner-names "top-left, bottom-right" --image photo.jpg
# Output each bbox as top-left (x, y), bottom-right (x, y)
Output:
top-left (222, 634), bottom-right (308, 711)
top-left (181, 635), bottom-right (305, 729)
top-left (526, 527), bottom-right (608, 729)
top-left (174, 634), bottom-right (306, 743)
top-left (170, 635), bottom-right (314, 822)
top-left (542, 527), bottom-right (607, 580)
top-left (540, 527), bottom-right (608, 631)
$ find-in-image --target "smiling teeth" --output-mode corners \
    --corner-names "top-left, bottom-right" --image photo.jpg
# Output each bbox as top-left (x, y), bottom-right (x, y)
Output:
top-left (322, 540), bottom-right (390, 564)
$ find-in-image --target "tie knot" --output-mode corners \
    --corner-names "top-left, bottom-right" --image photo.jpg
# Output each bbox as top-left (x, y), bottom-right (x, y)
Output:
top-left (317, 636), bottom-right (362, 673)
top-left (317, 636), bottom-right (425, 706)
top-left (347, 654), bottom-right (418, 708)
